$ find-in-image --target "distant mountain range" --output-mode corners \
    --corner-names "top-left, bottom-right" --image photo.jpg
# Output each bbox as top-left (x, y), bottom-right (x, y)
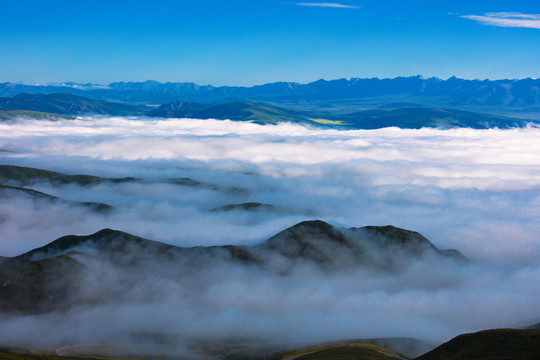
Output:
top-left (2, 76), bottom-right (540, 113)
top-left (0, 93), bottom-right (534, 129)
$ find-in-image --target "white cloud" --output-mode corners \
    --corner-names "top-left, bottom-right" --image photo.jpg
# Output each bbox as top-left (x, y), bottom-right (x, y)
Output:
top-left (2, 116), bottom-right (540, 350)
top-left (289, 2), bottom-right (360, 9)
top-left (462, 12), bottom-right (540, 29)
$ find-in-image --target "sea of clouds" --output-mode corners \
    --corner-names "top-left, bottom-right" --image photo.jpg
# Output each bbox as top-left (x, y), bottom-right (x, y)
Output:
top-left (1, 116), bottom-right (540, 350)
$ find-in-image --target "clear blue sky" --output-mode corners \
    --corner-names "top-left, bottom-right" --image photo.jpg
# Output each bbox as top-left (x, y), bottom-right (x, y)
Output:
top-left (1, 0), bottom-right (539, 85)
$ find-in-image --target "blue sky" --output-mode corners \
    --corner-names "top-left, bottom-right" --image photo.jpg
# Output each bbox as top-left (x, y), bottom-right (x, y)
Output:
top-left (0, 0), bottom-right (539, 85)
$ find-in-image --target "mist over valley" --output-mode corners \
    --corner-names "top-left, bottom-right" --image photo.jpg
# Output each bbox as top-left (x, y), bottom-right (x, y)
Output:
top-left (1, 114), bottom-right (540, 358)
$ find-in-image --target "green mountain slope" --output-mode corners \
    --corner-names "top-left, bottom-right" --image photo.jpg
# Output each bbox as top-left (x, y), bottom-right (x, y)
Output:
top-left (148, 101), bottom-right (313, 124)
top-left (332, 108), bottom-right (529, 129)
top-left (0, 184), bottom-right (112, 212)
top-left (0, 93), bottom-right (147, 116)
top-left (414, 329), bottom-right (540, 360)
top-left (0, 164), bottom-right (248, 195)
top-left (148, 100), bottom-right (531, 129)
top-left (282, 343), bottom-right (405, 360)
top-left (0, 165), bottom-right (137, 187)
top-left (1, 93), bottom-right (531, 129)
top-left (0, 110), bottom-right (74, 121)
top-left (0, 221), bottom-right (464, 314)
top-left (258, 220), bottom-right (465, 268)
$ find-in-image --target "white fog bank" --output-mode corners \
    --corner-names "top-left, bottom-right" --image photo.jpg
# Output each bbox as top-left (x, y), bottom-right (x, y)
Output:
top-left (1, 116), bottom-right (540, 348)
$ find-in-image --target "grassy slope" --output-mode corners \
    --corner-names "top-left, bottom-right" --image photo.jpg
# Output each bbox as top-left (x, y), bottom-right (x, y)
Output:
top-left (148, 100), bottom-right (531, 129)
top-left (210, 202), bottom-right (278, 212)
top-left (0, 184), bottom-right (113, 212)
top-left (0, 348), bottom-right (139, 360)
top-left (414, 329), bottom-right (540, 360)
top-left (331, 108), bottom-right (528, 129)
top-left (148, 101), bottom-right (314, 125)
top-left (0, 92), bottom-right (530, 129)
top-left (0, 165), bottom-right (137, 187)
top-left (0, 93), bottom-right (146, 115)
top-left (283, 343), bottom-right (404, 360)
top-left (0, 165), bottom-right (245, 195)
top-left (0, 110), bottom-right (74, 121)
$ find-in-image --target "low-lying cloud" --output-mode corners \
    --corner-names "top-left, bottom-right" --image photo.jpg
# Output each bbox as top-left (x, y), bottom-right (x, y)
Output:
top-left (1, 115), bottom-right (540, 351)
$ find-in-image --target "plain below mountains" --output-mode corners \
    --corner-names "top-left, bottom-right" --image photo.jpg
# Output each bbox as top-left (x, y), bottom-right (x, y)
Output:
top-left (0, 93), bottom-right (534, 129)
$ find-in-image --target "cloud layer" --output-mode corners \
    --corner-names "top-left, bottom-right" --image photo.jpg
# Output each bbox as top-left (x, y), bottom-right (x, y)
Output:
top-left (462, 12), bottom-right (540, 29)
top-left (289, 2), bottom-right (359, 9)
top-left (1, 116), bottom-right (540, 350)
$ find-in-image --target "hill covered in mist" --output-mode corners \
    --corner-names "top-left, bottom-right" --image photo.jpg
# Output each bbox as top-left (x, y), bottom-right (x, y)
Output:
top-left (0, 220), bottom-right (464, 314)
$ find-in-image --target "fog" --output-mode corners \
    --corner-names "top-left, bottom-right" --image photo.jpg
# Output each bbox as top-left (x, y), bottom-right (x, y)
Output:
top-left (1, 116), bottom-right (540, 351)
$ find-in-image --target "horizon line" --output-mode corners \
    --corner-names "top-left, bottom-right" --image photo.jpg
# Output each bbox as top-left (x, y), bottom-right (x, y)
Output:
top-left (3, 75), bottom-right (539, 88)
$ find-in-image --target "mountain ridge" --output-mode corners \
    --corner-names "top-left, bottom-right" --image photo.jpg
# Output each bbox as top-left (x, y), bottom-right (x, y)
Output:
top-left (2, 76), bottom-right (540, 112)
top-left (0, 220), bottom-right (465, 313)
top-left (0, 92), bottom-right (534, 129)
top-left (0, 93), bottom-right (146, 116)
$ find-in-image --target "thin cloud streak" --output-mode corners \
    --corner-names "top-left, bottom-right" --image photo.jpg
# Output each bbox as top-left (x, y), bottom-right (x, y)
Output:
top-left (289, 2), bottom-right (360, 9)
top-left (462, 12), bottom-right (540, 29)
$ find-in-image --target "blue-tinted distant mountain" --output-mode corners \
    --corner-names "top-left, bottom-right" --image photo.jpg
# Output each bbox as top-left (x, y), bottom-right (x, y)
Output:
top-left (2, 76), bottom-right (540, 112)
top-left (1, 93), bottom-right (533, 129)
top-left (0, 110), bottom-right (74, 121)
top-left (0, 93), bottom-right (147, 115)
top-left (148, 100), bottom-right (534, 129)
top-left (331, 108), bottom-right (530, 129)
top-left (148, 100), bottom-right (313, 124)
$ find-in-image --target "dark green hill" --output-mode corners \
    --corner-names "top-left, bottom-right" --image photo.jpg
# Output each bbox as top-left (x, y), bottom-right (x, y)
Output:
top-left (0, 93), bottom-right (146, 116)
top-left (0, 92), bottom-right (530, 129)
top-left (333, 108), bottom-right (528, 129)
top-left (0, 164), bottom-right (247, 195)
top-left (148, 101), bottom-right (313, 124)
top-left (282, 343), bottom-right (405, 360)
top-left (148, 100), bottom-right (530, 129)
top-left (0, 164), bottom-right (137, 187)
top-left (16, 228), bottom-right (176, 262)
top-left (0, 254), bottom-right (83, 313)
top-left (0, 184), bottom-right (112, 212)
top-left (210, 202), bottom-right (312, 215)
top-left (258, 221), bottom-right (465, 268)
top-left (0, 221), bottom-right (464, 313)
top-left (0, 110), bottom-right (74, 121)
top-left (211, 202), bottom-right (278, 212)
top-left (414, 329), bottom-right (540, 360)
